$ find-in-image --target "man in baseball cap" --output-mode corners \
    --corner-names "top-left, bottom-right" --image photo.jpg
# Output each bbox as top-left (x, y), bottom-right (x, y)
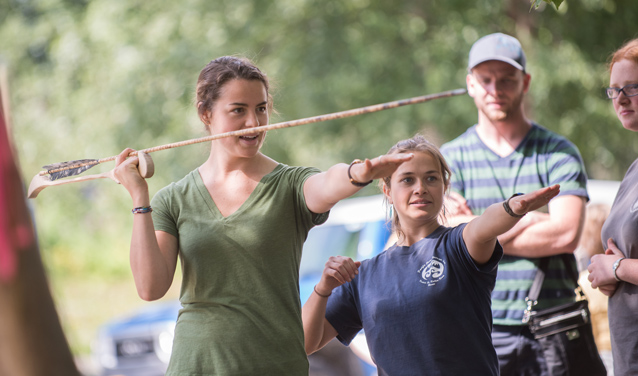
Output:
top-left (467, 32), bottom-right (527, 72)
top-left (440, 33), bottom-right (590, 376)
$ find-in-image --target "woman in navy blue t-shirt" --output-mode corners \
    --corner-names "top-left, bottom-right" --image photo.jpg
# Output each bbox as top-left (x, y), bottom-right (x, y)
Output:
top-left (302, 134), bottom-right (560, 376)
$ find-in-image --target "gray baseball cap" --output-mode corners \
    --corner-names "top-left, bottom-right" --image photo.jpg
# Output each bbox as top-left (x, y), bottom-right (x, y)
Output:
top-left (468, 33), bottom-right (526, 72)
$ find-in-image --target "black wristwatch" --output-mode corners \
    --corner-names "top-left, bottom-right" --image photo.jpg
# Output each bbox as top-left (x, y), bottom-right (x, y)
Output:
top-left (503, 193), bottom-right (525, 218)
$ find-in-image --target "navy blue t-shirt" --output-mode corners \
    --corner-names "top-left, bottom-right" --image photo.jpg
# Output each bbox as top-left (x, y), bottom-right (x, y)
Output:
top-left (325, 224), bottom-right (502, 376)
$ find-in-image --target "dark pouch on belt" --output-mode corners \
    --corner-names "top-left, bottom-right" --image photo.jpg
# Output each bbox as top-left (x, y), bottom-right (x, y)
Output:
top-left (523, 256), bottom-right (606, 376)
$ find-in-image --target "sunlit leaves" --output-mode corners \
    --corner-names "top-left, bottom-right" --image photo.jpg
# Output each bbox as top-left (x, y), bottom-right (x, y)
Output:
top-left (2, 0), bottom-right (638, 357)
top-left (531, 0), bottom-right (564, 9)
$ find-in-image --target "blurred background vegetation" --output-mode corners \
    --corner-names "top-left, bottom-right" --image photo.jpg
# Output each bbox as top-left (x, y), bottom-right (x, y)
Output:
top-left (1, 0), bottom-right (637, 357)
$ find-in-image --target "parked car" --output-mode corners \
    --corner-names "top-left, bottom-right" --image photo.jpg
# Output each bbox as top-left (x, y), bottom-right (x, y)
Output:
top-left (92, 194), bottom-right (391, 376)
top-left (93, 300), bottom-right (179, 376)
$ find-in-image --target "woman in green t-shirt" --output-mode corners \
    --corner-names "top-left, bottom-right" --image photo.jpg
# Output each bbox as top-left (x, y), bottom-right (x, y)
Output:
top-left (112, 56), bottom-right (411, 375)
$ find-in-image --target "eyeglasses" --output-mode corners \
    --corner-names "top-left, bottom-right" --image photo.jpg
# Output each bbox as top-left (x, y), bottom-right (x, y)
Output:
top-left (606, 83), bottom-right (638, 99)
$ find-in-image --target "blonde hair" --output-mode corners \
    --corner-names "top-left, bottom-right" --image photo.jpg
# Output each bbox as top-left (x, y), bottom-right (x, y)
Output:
top-left (379, 134), bottom-right (451, 243)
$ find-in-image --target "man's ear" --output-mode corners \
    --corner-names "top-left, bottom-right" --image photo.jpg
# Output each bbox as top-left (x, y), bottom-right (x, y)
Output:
top-left (466, 74), bottom-right (476, 98)
top-left (522, 72), bottom-right (531, 94)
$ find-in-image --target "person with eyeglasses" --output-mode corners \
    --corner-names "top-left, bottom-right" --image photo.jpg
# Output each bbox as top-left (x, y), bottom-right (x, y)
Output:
top-left (588, 38), bottom-right (638, 376)
top-left (439, 33), bottom-right (590, 376)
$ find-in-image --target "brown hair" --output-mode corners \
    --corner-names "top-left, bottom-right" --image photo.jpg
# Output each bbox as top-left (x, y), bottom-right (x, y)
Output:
top-left (380, 134), bottom-right (452, 242)
top-left (196, 56), bottom-right (273, 121)
top-left (609, 38), bottom-right (638, 72)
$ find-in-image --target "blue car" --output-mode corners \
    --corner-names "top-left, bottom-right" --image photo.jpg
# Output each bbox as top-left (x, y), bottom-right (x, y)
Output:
top-left (93, 194), bottom-right (391, 376)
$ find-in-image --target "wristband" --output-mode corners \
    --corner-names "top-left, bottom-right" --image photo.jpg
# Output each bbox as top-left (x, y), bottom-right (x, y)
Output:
top-left (313, 285), bottom-right (331, 298)
top-left (503, 193), bottom-right (525, 218)
top-left (347, 159), bottom-right (373, 187)
top-left (132, 206), bottom-right (153, 214)
top-left (613, 257), bottom-right (626, 282)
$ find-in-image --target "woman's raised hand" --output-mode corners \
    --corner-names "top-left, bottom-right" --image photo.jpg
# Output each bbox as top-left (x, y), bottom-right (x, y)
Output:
top-left (113, 148), bottom-right (150, 199)
top-left (588, 238), bottom-right (624, 296)
top-left (507, 184), bottom-right (561, 217)
top-left (349, 153), bottom-right (414, 184)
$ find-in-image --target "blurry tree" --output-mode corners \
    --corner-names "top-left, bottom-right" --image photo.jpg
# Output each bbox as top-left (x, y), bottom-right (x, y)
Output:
top-left (0, 0), bottom-right (636, 354)
top-left (532, 0), bottom-right (564, 9)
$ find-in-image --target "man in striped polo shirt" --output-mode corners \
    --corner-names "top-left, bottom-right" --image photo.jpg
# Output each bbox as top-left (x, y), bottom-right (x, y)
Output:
top-left (440, 33), bottom-right (589, 376)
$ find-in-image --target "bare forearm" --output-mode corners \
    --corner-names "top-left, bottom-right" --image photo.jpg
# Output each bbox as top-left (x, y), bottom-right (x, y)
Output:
top-left (302, 293), bottom-right (331, 354)
top-left (463, 202), bottom-right (522, 264)
top-left (305, 154), bottom-right (414, 214)
top-left (115, 151), bottom-right (177, 300)
top-left (130, 219), bottom-right (174, 300)
top-left (501, 219), bottom-right (580, 258)
top-left (496, 211), bottom-right (545, 247)
top-left (499, 195), bottom-right (585, 258)
top-left (588, 245), bottom-right (637, 292)
top-left (303, 256), bottom-right (356, 353)
top-left (468, 203), bottom-right (522, 242)
top-left (306, 164), bottom-right (362, 213)
top-left (464, 186), bottom-right (562, 263)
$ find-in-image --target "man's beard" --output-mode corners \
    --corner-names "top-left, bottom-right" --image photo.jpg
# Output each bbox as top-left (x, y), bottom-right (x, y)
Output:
top-left (482, 92), bottom-right (524, 122)
top-left (486, 108), bottom-right (508, 121)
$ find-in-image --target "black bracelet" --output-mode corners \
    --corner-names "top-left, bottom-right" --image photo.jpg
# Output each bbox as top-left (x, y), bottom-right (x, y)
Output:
top-left (314, 285), bottom-right (331, 298)
top-left (503, 193), bottom-right (525, 218)
top-left (348, 159), bottom-right (373, 187)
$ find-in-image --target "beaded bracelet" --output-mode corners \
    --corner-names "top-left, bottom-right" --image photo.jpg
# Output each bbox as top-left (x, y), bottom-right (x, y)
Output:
top-left (132, 206), bottom-right (153, 214)
top-left (348, 159), bottom-right (373, 187)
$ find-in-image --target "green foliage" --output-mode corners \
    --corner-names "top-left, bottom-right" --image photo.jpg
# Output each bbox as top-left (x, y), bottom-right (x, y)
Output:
top-left (2, 0), bottom-right (637, 355)
top-left (531, 0), bottom-right (564, 10)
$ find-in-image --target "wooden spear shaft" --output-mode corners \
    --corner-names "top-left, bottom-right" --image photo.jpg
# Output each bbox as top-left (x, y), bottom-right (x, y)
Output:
top-left (39, 88), bottom-right (467, 177)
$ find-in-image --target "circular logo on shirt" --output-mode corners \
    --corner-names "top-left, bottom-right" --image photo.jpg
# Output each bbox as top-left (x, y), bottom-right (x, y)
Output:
top-left (418, 257), bottom-right (446, 286)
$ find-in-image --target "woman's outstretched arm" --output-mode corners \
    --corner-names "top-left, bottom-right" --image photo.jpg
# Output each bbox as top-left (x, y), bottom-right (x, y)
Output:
top-left (462, 184), bottom-right (561, 264)
top-left (303, 153), bottom-right (413, 214)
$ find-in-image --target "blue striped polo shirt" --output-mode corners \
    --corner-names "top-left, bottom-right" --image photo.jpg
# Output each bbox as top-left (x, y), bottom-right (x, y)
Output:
top-left (440, 123), bottom-right (589, 325)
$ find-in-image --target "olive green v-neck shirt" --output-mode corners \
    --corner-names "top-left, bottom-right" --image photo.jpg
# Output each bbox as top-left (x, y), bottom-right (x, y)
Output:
top-left (151, 164), bottom-right (328, 375)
